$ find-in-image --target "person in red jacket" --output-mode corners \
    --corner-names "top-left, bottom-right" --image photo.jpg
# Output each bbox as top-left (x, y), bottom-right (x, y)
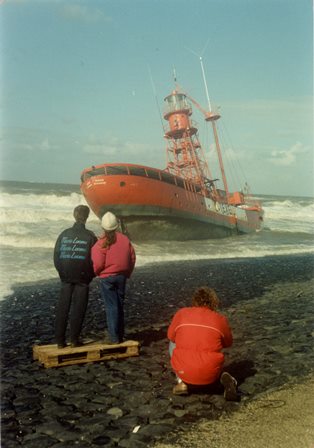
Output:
top-left (91, 212), bottom-right (136, 344)
top-left (168, 286), bottom-right (238, 400)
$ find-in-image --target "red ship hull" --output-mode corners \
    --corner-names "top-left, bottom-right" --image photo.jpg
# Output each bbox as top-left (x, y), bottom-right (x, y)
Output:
top-left (81, 163), bottom-right (263, 240)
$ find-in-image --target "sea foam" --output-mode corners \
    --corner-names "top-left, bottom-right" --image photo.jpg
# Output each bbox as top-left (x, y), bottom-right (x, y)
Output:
top-left (0, 184), bottom-right (313, 300)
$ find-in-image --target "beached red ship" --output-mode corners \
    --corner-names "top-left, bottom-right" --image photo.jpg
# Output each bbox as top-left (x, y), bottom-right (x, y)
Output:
top-left (81, 75), bottom-right (263, 240)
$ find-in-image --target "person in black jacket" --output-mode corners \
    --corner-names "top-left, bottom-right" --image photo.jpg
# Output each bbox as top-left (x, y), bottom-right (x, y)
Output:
top-left (54, 205), bottom-right (97, 348)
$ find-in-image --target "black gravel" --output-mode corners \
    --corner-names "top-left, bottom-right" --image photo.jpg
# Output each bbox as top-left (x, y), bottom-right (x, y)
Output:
top-left (1, 254), bottom-right (314, 447)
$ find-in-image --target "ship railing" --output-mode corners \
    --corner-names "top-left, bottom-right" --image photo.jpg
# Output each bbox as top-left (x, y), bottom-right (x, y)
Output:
top-left (82, 163), bottom-right (205, 196)
top-left (241, 195), bottom-right (263, 211)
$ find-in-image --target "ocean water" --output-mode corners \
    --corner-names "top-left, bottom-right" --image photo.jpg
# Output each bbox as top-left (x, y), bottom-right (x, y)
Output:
top-left (0, 180), bottom-right (313, 300)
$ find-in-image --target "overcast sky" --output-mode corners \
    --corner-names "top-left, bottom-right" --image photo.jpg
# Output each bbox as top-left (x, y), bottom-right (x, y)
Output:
top-left (0, 0), bottom-right (313, 197)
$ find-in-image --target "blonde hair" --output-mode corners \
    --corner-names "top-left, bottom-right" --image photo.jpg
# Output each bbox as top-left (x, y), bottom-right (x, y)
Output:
top-left (192, 287), bottom-right (219, 310)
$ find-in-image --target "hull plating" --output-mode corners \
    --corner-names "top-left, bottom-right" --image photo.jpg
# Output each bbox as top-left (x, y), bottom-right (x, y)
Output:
top-left (81, 170), bottom-right (263, 241)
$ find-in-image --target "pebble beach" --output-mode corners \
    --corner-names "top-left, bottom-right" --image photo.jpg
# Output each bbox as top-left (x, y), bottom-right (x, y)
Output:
top-left (1, 253), bottom-right (314, 447)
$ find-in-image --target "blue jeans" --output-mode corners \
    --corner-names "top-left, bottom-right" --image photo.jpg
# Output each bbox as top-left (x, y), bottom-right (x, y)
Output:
top-left (100, 275), bottom-right (126, 343)
top-left (169, 341), bottom-right (183, 382)
top-left (169, 341), bottom-right (176, 357)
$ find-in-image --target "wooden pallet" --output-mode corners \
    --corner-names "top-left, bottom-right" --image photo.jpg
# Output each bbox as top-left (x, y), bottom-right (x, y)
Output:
top-left (33, 340), bottom-right (140, 368)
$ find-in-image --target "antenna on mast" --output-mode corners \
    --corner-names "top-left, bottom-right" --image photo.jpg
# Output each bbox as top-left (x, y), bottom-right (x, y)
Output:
top-left (184, 43), bottom-right (213, 113)
top-left (172, 66), bottom-right (177, 84)
top-left (199, 56), bottom-right (212, 113)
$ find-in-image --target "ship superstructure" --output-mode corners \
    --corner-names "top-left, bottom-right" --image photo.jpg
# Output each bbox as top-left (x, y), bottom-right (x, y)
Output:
top-left (81, 72), bottom-right (263, 240)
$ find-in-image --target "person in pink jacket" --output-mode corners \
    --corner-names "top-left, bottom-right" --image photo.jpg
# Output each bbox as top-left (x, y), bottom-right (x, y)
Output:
top-left (168, 286), bottom-right (238, 399)
top-left (91, 212), bottom-right (136, 344)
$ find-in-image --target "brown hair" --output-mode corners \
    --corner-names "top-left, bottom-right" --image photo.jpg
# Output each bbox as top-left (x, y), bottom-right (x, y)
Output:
top-left (102, 230), bottom-right (117, 249)
top-left (192, 287), bottom-right (219, 310)
top-left (73, 205), bottom-right (90, 223)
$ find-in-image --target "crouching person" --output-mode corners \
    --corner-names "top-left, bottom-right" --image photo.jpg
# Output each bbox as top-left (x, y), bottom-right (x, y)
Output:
top-left (167, 286), bottom-right (238, 400)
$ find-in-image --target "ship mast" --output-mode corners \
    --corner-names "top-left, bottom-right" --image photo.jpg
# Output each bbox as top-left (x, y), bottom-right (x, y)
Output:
top-left (163, 59), bottom-right (231, 202)
top-left (199, 56), bottom-right (229, 201)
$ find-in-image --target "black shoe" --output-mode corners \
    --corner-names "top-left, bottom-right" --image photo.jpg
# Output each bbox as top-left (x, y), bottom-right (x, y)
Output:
top-left (220, 372), bottom-right (238, 401)
top-left (103, 339), bottom-right (119, 345)
top-left (71, 341), bottom-right (83, 348)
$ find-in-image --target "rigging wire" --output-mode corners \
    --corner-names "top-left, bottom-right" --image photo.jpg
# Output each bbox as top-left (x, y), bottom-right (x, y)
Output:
top-left (220, 117), bottom-right (249, 187)
top-left (216, 120), bottom-right (242, 192)
top-left (213, 117), bottom-right (249, 193)
top-left (147, 65), bottom-right (166, 135)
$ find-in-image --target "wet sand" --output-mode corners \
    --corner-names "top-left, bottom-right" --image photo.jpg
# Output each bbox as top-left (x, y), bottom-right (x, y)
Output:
top-left (1, 254), bottom-right (313, 447)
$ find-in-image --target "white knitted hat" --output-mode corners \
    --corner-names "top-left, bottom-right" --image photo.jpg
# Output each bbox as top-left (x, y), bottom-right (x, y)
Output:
top-left (101, 212), bottom-right (119, 231)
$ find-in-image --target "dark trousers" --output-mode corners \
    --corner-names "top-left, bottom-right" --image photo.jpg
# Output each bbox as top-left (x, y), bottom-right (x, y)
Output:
top-left (55, 281), bottom-right (89, 345)
top-left (100, 275), bottom-right (126, 343)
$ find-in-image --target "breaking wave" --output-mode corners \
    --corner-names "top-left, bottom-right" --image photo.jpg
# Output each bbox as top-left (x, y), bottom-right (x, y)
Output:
top-left (0, 181), bottom-right (313, 300)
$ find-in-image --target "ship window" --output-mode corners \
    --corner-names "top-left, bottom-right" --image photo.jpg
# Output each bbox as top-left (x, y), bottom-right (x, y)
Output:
top-left (194, 185), bottom-right (201, 193)
top-left (175, 177), bottom-right (185, 188)
top-left (106, 165), bottom-right (129, 175)
top-left (129, 167), bottom-right (147, 177)
top-left (161, 172), bottom-right (176, 184)
top-left (86, 167), bottom-right (106, 177)
top-left (147, 169), bottom-right (161, 180)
